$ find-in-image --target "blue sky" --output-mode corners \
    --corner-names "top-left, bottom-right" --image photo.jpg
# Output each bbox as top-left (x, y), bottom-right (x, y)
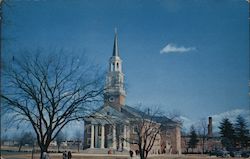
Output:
top-left (3, 0), bottom-right (249, 125)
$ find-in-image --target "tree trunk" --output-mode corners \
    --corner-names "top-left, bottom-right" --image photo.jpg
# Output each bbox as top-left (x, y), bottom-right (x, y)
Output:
top-left (78, 142), bottom-right (80, 152)
top-left (202, 138), bottom-right (205, 154)
top-left (40, 144), bottom-right (49, 159)
top-left (140, 149), bottom-right (145, 159)
top-left (202, 143), bottom-right (205, 154)
top-left (57, 145), bottom-right (60, 152)
top-left (145, 151), bottom-right (149, 159)
top-left (40, 150), bottom-right (44, 159)
top-left (140, 153), bottom-right (145, 159)
top-left (18, 144), bottom-right (22, 152)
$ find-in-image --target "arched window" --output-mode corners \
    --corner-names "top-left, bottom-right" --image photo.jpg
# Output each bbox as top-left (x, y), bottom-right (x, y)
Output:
top-left (112, 63), bottom-right (115, 71)
top-left (117, 62), bottom-right (119, 70)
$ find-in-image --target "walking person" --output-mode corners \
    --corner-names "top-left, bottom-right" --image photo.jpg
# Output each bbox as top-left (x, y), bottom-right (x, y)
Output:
top-left (121, 142), bottom-right (124, 152)
top-left (129, 150), bottom-right (133, 158)
top-left (68, 151), bottom-right (72, 159)
top-left (63, 151), bottom-right (67, 159)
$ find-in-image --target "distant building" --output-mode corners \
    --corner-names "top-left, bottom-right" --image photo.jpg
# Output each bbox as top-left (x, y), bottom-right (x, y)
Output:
top-left (2, 140), bottom-right (19, 146)
top-left (181, 117), bottom-right (222, 153)
top-left (83, 30), bottom-right (181, 155)
top-left (49, 141), bottom-right (57, 147)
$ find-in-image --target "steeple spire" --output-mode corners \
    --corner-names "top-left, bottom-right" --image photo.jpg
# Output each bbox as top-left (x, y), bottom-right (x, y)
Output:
top-left (112, 28), bottom-right (119, 57)
top-left (104, 29), bottom-right (125, 110)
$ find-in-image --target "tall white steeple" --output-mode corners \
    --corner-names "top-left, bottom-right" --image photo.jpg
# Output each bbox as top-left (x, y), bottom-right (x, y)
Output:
top-left (104, 29), bottom-right (126, 111)
top-left (112, 28), bottom-right (119, 57)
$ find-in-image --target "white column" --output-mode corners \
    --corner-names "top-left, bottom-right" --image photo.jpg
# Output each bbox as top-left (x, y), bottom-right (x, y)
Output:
top-left (90, 124), bottom-right (95, 148)
top-left (101, 125), bottom-right (105, 148)
top-left (127, 125), bottom-right (130, 149)
top-left (112, 125), bottom-right (116, 149)
top-left (95, 125), bottom-right (98, 148)
top-left (123, 125), bottom-right (127, 148)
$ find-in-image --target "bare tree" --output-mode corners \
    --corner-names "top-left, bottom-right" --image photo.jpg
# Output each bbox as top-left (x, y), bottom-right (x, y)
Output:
top-left (124, 107), bottom-right (163, 159)
top-left (197, 118), bottom-right (207, 154)
top-left (1, 51), bottom-right (103, 159)
top-left (188, 125), bottom-right (199, 153)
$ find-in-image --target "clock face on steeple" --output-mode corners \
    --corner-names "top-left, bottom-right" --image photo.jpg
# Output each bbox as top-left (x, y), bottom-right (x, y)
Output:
top-left (109, 96), bottom-right (115, 102)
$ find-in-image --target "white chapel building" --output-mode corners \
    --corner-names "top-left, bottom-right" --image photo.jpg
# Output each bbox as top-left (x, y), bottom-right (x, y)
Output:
top-left (83, 31), bottom-right (181, 155)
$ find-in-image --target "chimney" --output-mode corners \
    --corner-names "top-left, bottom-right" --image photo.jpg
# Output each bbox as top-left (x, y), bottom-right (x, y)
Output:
top-left (208, 117), bottom-right (213, 138)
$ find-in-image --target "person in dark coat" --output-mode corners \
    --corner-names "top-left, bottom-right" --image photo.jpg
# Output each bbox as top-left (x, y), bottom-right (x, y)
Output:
top-left (129, 150), bottom-right (133, 157)
top-left (63, 151), bottom-right (67, 159)
top-left (121, 142), bottom-right (124, 152)
top-left (68, 151), bottom-right (72, 159)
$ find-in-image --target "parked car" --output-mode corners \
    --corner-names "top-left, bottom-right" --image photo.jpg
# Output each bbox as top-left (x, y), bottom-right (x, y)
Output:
top-left (230, 151), bottom-right (242, 157)
top-left (241, 151), bottom-right (250, 158)
top-left (209, 150), bottom-right (230, 158)
top-left (216, 150), bottom-right (230, 158)
top-left (209, 150), bottom-right (218, 156)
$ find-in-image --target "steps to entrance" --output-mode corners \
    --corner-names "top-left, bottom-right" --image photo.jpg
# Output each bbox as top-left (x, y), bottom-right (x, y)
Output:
top-left (82, 148), bottom-right (129, 155)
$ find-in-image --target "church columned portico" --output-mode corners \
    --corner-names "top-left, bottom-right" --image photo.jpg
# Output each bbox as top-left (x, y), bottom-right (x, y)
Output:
top-left (87, 122), bottom-right (130, 150)
top-left (89, 124), bottom-right (107, 149)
